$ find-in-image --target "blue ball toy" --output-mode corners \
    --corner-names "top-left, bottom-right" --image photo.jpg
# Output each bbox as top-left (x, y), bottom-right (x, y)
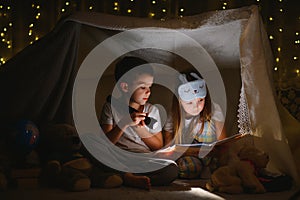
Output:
top-left (15, 120), bottom-right (39, 154)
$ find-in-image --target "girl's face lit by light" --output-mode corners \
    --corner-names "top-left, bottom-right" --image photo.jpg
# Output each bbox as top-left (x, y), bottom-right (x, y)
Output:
top-left (180, 97), bottom-right (205, 117)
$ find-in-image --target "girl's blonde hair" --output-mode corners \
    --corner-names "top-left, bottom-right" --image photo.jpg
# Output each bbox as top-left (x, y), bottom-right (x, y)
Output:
top-left (172, 71), bottom-right (212, 144)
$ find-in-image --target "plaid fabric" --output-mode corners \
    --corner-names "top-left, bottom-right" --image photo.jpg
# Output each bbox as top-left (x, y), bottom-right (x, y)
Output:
top-left (193, 121), bottom-right (217, 143)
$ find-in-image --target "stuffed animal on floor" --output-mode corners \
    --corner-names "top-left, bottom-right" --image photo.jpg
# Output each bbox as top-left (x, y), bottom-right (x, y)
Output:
top-left (39, 123), bottom-right (123, 191)
top-left (176, 156), bottom-right (203, 179)
top-left (205, 145), bottom-right (269, 194)
top-left (4, 120), bottom-right (41, 168)
top-left (0, 120), bottom-right (41, 190)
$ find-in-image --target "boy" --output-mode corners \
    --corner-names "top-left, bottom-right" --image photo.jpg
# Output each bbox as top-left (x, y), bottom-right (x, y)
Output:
top-left (100, 56), bottom-right (178, 190)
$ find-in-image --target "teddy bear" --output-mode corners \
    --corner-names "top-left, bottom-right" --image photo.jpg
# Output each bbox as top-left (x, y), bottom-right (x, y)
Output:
top-left (205, 145), bottom-right (270, 194)
top-left (38, 123), bottom-right (123, 191)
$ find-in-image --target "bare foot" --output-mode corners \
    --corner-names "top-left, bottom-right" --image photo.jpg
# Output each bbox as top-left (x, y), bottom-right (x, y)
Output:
top-left (123, 173), bottom-right (151, 190)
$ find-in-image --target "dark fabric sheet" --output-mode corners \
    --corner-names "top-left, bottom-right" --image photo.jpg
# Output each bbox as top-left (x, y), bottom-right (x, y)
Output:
top-left (0, 21), bottom-right (81, 134)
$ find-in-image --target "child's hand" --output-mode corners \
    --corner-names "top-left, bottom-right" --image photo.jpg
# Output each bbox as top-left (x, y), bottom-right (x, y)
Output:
top-left (118, 112), bottom-right (146, 128)
top-left (130, 112), bottom-right (147, 127)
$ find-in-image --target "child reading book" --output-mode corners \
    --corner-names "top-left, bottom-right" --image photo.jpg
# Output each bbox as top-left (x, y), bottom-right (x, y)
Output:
top-left (163, 70), bottom-right (227, 179)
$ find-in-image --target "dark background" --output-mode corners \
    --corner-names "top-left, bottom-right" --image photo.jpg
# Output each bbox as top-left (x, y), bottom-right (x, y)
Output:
top-left (0, 0), bottom-right (299, 120)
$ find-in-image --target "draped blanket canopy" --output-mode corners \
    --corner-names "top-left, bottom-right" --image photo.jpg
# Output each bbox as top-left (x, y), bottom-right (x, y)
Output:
top-left (1, 5), bottom-right (299, 182)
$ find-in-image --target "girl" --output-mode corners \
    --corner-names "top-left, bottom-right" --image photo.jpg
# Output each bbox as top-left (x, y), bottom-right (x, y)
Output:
top-left (163, 71), bottom-right (227, 179)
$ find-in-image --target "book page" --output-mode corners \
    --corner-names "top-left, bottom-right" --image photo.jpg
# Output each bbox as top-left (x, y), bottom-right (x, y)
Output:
top-left (155, 133), bottom-right (250, 159)
top-left (175, 133), bottom-right (250, 148)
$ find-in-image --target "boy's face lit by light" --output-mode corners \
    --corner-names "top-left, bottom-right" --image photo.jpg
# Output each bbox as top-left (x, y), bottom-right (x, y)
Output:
top-left (129, 73), bottom-right (153, 106)
top-left (180, 97), bottom-right (205, 117)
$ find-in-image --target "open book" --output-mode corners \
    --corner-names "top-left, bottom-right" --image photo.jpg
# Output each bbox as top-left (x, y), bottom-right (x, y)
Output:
top-left (156, 133), bottom-right (250, 156)
top-left (175, 133), bottom-right (250, 148)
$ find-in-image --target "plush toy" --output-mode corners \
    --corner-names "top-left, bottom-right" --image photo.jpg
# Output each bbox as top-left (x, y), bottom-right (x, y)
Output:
top-left (205, 145), bottom-right (269, 194)
top-left (0, 120), bottom-right (41, 190)
top-left (39, 123), bottom-right (123, 191)
top-left (5, 120), bottom-right (41, 168)
top-left (177, 156), bottom-right (203, 179)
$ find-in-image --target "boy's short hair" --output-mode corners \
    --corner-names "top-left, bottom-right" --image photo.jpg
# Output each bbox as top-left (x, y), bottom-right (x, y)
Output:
top-left (114, 56), bottom-right (154, 83)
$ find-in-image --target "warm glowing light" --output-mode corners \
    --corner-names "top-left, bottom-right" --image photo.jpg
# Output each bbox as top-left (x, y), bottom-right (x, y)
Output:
top-left (61, 8), bottom-right (65, 12)
top-left (294, 56), bottom-right (298, 60)
top-left (127, 9), bottom-right (132, 13)
top-left (149, 12), bottom-right (155, 17)
top-left (36, 5), bottom-right (40, 9)
top-left (269, 17), bottom-right (273, 21)
top-left (8, 23), bottom-right (12, 26)
top-left (296, 32), bottom-right (299, 36)
top-left (29, 24), bottom-right (33, 28)
top-left (114, 7), bottom-right (118, 11)
top-left (278, 47), bottom-right (281, 52)
top-left (28, 30), bottom-right (32, 36)
top-left (152, 0), bottom-right (156, 4)
top-left (180, 8), bottom-right (184, 12)
top-left (66, 2), bottom-right (70, 6)
top-left (279, 28), bottom-right (283, 32)
top-left (114, 2), bottom-right (118, 6)
top-left (3, 27), bottom-right (6, 31)
top-left (295, 40), bottom-right (300, 44)
top-left (162, 8), bottom-right (166, 13)
top-left (89, 6), bottom-right (93, 10)
top-left (35, 36), bottom-right (39, 40)
top-left (0, 57), bottom-right (6, 64)
top-left (7, 6), bottom-right (10, 10)
top-left (0, 33), bottom-right (4, 37)
top-left (276, 57), bottom-right (280, 62)
top-left (279, 8), bottom-right (283, 12)
top-left (269, 35), bottom-right (274, 40)
top-left (274, 67), bottom-right (278, 71)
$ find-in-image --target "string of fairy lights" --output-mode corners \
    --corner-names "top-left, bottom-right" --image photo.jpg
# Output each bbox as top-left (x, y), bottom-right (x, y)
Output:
top-left (269, 0), bottom-right (300, 81)
top-left (0, 0), bottom-right (299, 81)
top-left (0, 2), bottom-right (12, 64)
top-left (29, 2), bottom-right (41, 45)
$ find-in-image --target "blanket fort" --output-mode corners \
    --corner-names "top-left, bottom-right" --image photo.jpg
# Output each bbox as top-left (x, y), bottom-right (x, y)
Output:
top-left (0, 5), bottom-right (299, 183)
